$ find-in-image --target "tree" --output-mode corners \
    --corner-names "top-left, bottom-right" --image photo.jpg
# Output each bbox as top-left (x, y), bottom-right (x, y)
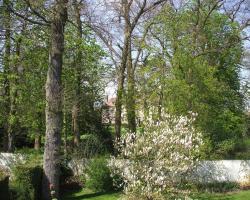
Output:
top-left (7, 31), bottom-right (22, 152)
top-left (71, 0), bottom-right (83, 147)
top-left (19, 27), bottom-right (48, 150)
top-left (42, 1), bottom-right (68, 199)
top-left (142, 0), bottom-right (247, 158)
top-left (1, 0), bottom-right (50, 151)
top-left (109, 112), bottom-right (203, 199)
top-left (84, 0), bottom-right (167, 138)
top-left (2, 0), bottom-right (11, 151)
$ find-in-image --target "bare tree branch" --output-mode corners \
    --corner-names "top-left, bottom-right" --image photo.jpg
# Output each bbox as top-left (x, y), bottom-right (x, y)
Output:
top-left (8, 4), bottom-right (49, 26)
top-left (202, 0), bottom-right (223, 28)
top-left (23, 0), bottom-right (51, 24)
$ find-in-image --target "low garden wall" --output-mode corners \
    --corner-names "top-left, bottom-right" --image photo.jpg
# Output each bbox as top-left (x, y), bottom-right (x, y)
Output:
top-left (1, 153), bottom-right (250, 184)
top-left (0, 153), bottom-right (24, 170)
top-left (68, 159), bottom-right (250, 184)
top-left (193, 160), bottom-right (250, 184)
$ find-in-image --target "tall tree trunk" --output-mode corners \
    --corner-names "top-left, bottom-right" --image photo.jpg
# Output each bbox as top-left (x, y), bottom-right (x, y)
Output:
top-left (42, 1), bottom-right (67, 199)
top-left (72, 0), bottom-right (83, 147)
top-left (158, 88), bottom-right (163, 121)
top-left (63, 105), bottom-right (68, 156)
top-left (3, 0), bottom-right (11, 152)
top-left (126, 39), bottom-right (136, 133)
top-left (115, 69), bottom-right (125, 139)
top-left (115, 41), bottom-right (131, 138)
top-left (62, 87), bottom-right (68, 156)
top-left (72, 104), bottom-right (80, 146)
top-left (7, 36), bottom-right (21, 152)
top-left (158, 59), bottom-right (166, 121)
top-left (115, 1), bottom-right (131, 139)
top-left (34, 112), bottom-right (42, 150)
top-left (34, 133), bottom-right (41, 150)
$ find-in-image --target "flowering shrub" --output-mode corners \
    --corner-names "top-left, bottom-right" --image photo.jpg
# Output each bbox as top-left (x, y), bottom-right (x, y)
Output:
top-left (109, 113), bottom-right (203, 199)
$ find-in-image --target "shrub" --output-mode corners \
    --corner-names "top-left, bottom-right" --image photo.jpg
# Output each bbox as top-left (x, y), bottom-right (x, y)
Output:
top-left (0, 167), bottom-right (10, 200)
top-left (0, 176), bottom-right (10, 200)
top-left (86, 156), bottom-right (115, 192)
top-left (60, 162), bottom-right (74, 184)
top-left (195, 181), bottom-right (239, 193)
top-left (59, 162), bottom-right (81, 191)
top-left (11, 163), bottom-right (43, 200)
top-left (73, 134), bottom-right (106, 159)
top-left (109, 112), bottom-right (203, 199)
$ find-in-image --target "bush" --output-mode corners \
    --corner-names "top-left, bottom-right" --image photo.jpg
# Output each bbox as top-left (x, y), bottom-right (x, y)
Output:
top-left (11, 163), bottom-right (43, 200)
top-left (109, 113), bottom-right (203, 199)
top-left (59, 162), bottom-right (81, 191)
top-left (86, 157), bottom-right (115, 192)
top-left (0, 167), bottom-right (10, 200)
top-left (60, 162), bottom-right (74, 184)
top-left (195, 182), bottom-right (239, 193)
top-left (73, 134), bottom-right (107, 159)
top-left (0, 176), bottom-right (9, 200)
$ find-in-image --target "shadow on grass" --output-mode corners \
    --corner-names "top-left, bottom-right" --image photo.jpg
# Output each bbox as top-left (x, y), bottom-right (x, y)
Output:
top-left (193, 193), bottom-right (234, 200)
top-left (75, 192), bottom-right (116, 200)
top-left (62, 189), bottom-right (119, 200)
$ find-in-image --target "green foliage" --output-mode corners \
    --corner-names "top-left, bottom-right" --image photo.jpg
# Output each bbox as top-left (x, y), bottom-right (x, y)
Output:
top-left (70, 131), bottom-right (113, 161)
top-left (60, 162), bottom-right (74, 186)
top-left (85, 157), bottom-right (115, 192)
top-left (76, 134), bottom-right (105, 158)
top-left (0, 4), bottom-right (109, 150)
top-left (141, 2), bottom-right (246, 159)
top-left (231, 138), bottom-right (250, 159)
top-left (195, 182), bottom-right (240, 193)
top-left (15, 147), bottom-right (43, 157)
top-left (11, 161), bottom-right (43, 200)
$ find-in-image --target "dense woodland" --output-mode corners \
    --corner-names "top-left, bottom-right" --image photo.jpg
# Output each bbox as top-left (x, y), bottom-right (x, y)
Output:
top-left (0, 0), bottom-right (250, 200)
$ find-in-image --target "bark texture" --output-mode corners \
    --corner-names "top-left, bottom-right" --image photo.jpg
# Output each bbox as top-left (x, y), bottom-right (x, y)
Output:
top-left (42, 1), bottom-right (67, 199)
top-left (72, 0), bottom-right (83, 147)
top-left (126, 39), bottom-right (136, 133)
top-left (34, 112), bottom-right (42, 150)
top-left (115, 0), bottom-right (131, 139)
top-left (72, 104), bottom-right (80, 146)
top-left (7, 36), bottom-right (21, 152)
top-left (34, 134), bottom-right (41, 150)
top-left (3, 0), bottom-right (11, 152)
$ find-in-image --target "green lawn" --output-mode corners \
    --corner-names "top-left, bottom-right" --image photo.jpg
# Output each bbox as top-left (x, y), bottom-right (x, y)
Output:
top-left (193, 190), bottom-right (250, 200)
top-left (62, 189), bottom-right (250, 200)
top-left (62, 189), bottom-right (121, 200)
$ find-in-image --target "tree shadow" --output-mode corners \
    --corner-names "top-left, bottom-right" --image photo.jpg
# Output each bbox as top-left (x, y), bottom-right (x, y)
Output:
top-left (193, 194), bottom-right (234, 200)
top-left (62, 189), bottom-right (118, 200)
top-left (72, 192), bottom-right (112, 200)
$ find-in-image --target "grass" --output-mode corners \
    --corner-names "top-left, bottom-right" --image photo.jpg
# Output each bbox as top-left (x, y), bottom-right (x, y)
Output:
top-left (62, 189), bottom-right (250, 200)
top-left (193, 190), bottom-right (250, 199)
top-left (62, 189), bottom-right (121, 200)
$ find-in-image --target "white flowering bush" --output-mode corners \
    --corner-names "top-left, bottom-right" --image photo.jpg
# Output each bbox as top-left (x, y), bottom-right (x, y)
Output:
top-left (109, 113), bottom-right (203, 200)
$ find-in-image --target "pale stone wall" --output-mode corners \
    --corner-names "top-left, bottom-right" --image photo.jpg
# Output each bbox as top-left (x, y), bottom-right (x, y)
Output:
top-left (1, 153), bottom-right (250, 184)
top-left (0, 153), bottom-right (24, 170)
top-left (192, 160), bottom-right (250, 183)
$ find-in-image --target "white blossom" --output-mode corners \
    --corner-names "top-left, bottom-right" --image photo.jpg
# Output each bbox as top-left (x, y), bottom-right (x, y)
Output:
top-left (108, 112), bottom-right (203, 199)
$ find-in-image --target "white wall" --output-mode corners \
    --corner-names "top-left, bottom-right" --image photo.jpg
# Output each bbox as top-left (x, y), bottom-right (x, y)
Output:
top-left (1, 153), bottom-right (250, 183)
top-left (192, 160), bottom-right (250, 183)
top-left (0, 153), bottom-right (24, 170)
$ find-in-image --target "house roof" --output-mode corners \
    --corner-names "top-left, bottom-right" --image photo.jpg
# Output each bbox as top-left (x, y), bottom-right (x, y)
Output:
top-left (105, 97), bottom-right (116, 107)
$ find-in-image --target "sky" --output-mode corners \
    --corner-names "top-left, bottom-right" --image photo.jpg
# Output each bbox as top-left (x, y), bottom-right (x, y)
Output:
top-left (0, 0), bottom-right (249, 105)
top-left (103, 0), bottom-right (250, 103)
